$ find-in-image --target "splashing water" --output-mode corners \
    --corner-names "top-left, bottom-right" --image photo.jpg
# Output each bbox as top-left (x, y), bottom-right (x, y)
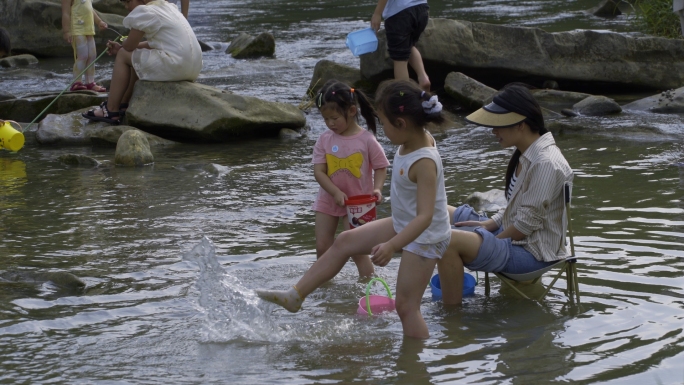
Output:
top-left (184, 237), bottom-right (284, 343)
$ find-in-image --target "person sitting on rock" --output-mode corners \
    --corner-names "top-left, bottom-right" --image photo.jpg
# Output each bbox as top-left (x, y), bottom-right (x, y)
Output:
top-left (83, 0), bottom-right (202, 125)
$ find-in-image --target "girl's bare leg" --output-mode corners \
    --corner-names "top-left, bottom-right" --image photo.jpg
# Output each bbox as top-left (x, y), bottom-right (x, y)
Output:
top-left (395, 251), bottom-right (436, 339)
top-left (84, 36), bottom-right (96, 84)
top-left (347, 220), bottom-right (375, 278)
top-left (256, 217), bottom-right (396, 312)
top-left (314, 212), bottom-right (339, 259)
top-left (72, 35), bottom-right (88, 83)
top-left (121, 66), bottom-right (138, 105)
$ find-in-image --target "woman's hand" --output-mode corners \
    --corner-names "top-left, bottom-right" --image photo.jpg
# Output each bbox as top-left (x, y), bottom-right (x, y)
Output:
top-left (106, 40), bottom-right (121, 56)
top-left (370, 242), bottom-right (395, 266)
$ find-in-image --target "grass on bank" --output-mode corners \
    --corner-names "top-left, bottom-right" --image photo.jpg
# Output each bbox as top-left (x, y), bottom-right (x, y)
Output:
top-left (631, 0), bottom-right (683, 39)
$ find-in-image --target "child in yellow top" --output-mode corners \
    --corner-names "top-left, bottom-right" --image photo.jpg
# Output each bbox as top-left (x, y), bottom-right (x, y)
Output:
top-left (61, 0), bottom-right (108, 92)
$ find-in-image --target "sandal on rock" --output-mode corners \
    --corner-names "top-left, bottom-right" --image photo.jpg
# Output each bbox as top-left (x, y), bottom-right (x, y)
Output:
top-left (100, 100), bottom-right (128, 111)
top-left (70, 81), bottom-right (88, 91)
top-left (82, 104), bottom-right (122, 125)
top-left (86, 82), bottom-right (107, 92)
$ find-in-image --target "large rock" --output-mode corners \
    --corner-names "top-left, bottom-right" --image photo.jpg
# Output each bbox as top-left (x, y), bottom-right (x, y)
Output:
top-left (0, 54), bottom-right (38, 68)
top-left (361, 18), bottom-right (684, 92)
top-left (0, 91), bottom-right (107, 122)
top-left (93, 0), bottom-right (127, 16)
top-left (0, 0), bottom-right (126, 57)
top-left (125, 81), bottom-right (307, 142)
top-left (226, 32), bottom-right (275, 59)
top-left (622, 87), bottom-right (684, 113)
top-left (36, 108), bottom-right (175, 146)
top-left (444, 71), bottom-right (496, 110)
top-left (572, 95), bottom-right (622, 116)
top-left (115, 129), bottom-right (153, 166)
top-left (530, 89), bottom-right (592, 111)
top-left (307, 60), bottom-right (368, 96)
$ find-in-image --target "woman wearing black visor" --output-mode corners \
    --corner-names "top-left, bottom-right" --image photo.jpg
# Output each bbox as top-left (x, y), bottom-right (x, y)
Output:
top-left (438, 85), bottom-right (574, 304)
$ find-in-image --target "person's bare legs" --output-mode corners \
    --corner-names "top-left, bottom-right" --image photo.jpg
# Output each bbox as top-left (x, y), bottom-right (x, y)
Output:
top-left (107, 48), bottom-right (133, 112)
top-left (395, 251), bottom-right (436, 339)
top-left (438, 230), bottom-right (483, 305)
top-left (393, 59), bottom-right (410, 82)
top-left (315, 212), bottom-right (339, 259)
top-left (256, 217), bottom-right (396, 312)
top-left (121, 67), bottom-right (138, 106)
top-left (408, 46), bottom-right (430, 92)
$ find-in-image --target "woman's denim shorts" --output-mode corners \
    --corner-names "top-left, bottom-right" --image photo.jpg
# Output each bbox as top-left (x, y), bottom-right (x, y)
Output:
top-left (452, 205), bottom-right (556, 274)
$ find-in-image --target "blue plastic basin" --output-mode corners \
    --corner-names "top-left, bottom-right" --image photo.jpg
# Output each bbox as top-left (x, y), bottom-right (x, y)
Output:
top-left (346, 28), bottom-right (378, 57)
top-left (430, 273), bottom-right (476, 300)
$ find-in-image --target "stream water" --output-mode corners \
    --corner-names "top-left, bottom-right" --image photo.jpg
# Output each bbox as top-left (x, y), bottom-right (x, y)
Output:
top-left (1, 0), bottom-right (684, 383)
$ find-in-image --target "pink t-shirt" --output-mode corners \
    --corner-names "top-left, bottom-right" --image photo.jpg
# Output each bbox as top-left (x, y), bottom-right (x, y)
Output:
top-left (312, 130), bottom-right (390, 217)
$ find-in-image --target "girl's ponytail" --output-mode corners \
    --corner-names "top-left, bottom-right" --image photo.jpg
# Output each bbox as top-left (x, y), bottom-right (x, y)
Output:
top-left (375, 80), bottom-right (444, 128)
top-left (352, 88), bottom-right (377, 134)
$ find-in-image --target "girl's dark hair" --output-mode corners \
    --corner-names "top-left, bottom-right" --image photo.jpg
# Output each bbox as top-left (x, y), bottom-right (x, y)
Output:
top-left (494, 84), bottom-right (549, 193)
top-left (0, 28), bottom-right (10, 58)
top-left (315, 79), bottom-right (377, 134)
top-left (374, 79), bottom-right (444, 130)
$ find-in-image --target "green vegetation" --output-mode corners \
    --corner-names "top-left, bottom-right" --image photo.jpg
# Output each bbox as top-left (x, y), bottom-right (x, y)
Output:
top-left (632, 0), bottom-right (683, 38)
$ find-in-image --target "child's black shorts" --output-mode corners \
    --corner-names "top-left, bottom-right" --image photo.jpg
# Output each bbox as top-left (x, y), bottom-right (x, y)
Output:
top-left (384, 4), bottom-right (429, 61)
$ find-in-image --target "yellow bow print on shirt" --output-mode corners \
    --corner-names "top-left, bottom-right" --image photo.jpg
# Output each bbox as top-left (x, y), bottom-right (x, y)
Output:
top-left (326, 152), bottom-right (363, 178)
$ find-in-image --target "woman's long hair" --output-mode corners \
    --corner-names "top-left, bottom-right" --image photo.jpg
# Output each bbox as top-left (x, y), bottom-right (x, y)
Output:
top-left (493, 85), bottom-right (548, 193)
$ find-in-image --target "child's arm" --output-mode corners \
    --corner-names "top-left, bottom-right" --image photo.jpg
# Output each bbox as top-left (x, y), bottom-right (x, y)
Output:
top-left (371, 0), bottom-right (389, 32)
top-left (372, 167), bottom-right (387, 203)
top-left (61, 0), bottom-right (72, 43)
top-left (93, 9), bottom-right (108, 31)
top-left (371, 158), bottom-right (437, 266)
top-left (314, 163), bottom-right (347, 207)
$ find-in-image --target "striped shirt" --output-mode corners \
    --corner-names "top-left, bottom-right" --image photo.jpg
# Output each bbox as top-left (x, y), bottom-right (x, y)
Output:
top-left (491, 133), bottom-right (574, 262)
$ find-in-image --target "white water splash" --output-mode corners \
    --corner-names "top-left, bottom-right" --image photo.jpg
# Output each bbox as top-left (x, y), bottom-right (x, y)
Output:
top-left (183, 237), bottom-right (284, 343)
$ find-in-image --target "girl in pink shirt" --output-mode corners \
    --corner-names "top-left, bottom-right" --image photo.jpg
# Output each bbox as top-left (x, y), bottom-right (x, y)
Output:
top-left (311, 80), bottom-right (390, 277)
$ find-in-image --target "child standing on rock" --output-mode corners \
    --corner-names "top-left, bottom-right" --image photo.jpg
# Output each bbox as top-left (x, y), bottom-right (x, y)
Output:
top-left (62, 0), bottom-right (108, 92)
top-left (310, 79), bottom-right (390, 278)
top-left (257, 79), bottom-right (450, 339)
top-left (371, 0), bottom-right (431, 92)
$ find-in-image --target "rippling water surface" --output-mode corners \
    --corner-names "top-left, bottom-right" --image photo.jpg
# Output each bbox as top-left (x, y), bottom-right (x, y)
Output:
top-left (1, 0), bottom-right (684, 383)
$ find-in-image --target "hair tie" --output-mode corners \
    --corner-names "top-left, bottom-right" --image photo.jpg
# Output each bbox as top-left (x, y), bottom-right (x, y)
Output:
top-left (350, 88), bottom-right (355, 93)
top-left (331, 91), bottom-right (335, 95)
top-left (317, 92), bottom-right (323, 108)
top-left (421, 95), bottom-right (442, 115)
top-left (421, 91), bottom-right (426, 98)
top-left (399, 105), bottom-right (404, 112)
top-left (399, 91), bottom-right (404, 97)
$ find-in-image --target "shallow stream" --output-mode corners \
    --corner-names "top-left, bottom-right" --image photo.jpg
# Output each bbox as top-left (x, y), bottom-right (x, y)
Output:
top-left (1, 0), bottom-right (683, 383)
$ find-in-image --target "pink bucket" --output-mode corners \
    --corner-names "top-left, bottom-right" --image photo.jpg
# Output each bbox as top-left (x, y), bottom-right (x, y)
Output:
top-left (344, 195), bottom-right (378, 229)
top-left (357, 277), bottom-right (395, 316)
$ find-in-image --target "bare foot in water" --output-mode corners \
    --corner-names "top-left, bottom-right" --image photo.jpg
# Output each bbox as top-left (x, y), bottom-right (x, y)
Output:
top-left (255, 286), bottom-right (303, 313)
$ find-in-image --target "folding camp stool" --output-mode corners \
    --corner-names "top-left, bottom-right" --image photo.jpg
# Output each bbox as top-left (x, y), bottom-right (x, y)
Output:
top-left (482, 182), bottom-right (580, 302)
